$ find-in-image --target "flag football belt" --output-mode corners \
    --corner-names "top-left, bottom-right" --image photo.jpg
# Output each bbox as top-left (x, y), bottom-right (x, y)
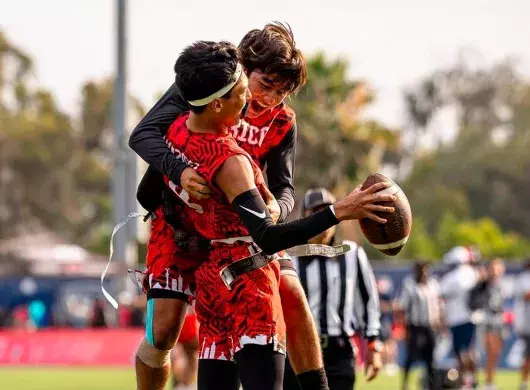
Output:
top-left (179, 232), bottom-right (351, 258)
top-left (213, 236), bottom-right (351, 289)
top-left (101, 213), bottom-right (353, 309)
top-left (219, 251), bottom-right (274, 290)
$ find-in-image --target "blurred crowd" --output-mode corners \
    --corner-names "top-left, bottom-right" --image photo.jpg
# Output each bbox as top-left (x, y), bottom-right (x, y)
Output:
top-left (3, 245), bottom-right (530, 390)
top-left (0, 291), bottom-right (147, 330)
top-left (374, 247), bottom-right (530, 390)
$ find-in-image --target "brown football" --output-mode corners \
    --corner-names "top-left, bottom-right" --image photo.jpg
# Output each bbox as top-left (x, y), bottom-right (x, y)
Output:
top-left (359, 173), bottom-right (412, 256)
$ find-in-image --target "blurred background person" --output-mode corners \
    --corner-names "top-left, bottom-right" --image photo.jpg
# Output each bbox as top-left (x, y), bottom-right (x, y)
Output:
top-left (90, 297), bottom-right (108, 328)
top-left (514, 260), bottom-right (530, 390)
top-left (396, 261), bottom-right (442, 390)
top-left (170, 306), bottom-right (199, 390)
top-left (482, 258), bottom-right (506, 390)
top-left (440, 246), bottom-right (486, 389)
top-left (377, 277), bottom-right (399, 376)
top-left (285, 188), bottom-right (383, 390)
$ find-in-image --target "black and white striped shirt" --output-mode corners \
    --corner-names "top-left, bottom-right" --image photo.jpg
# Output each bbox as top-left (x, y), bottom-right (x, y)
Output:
top-left (291, 240), bottom-right (381, 338)
top-left (398, 276), bottom-right (441, 327)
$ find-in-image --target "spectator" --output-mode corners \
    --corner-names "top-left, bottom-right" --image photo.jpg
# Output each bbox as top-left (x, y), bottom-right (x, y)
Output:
top-left (90, 298), bottom-right (107, 328)
top-left (377, 277), bottom-right (399, 375)
top-left (440, 246), bottom-right (486, 389)
top-left (482, 258), bottom-right (506, 390)
top-left (397, 261), bottom-right (442, 390)
top-left (514, 260), bottom-right (530, 390)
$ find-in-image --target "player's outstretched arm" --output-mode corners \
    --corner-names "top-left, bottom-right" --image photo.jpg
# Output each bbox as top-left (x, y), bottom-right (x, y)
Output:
top-left (215, 155), bottom-right (397, 255)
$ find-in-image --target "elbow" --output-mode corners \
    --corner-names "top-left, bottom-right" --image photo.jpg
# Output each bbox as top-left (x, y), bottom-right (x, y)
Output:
top-left (128, 130), bottom-right (139, 151)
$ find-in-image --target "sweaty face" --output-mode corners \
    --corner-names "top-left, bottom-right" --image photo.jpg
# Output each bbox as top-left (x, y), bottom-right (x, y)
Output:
top-left (219, 72), bottom-right (251, 127)
top-left (245, 70), bottom-right (291, 118)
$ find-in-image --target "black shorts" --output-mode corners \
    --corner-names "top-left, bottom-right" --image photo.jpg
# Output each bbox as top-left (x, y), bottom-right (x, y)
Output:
top-left (450, 322), bottom-right (476, 356)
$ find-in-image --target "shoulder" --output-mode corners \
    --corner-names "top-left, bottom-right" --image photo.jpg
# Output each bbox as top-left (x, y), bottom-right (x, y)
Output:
top-left (428, 277), bottom-right (440, 291)
top-left (342, 239), bottom-right (360, 252)
top-left (269, 102), bottom-right (296, 131)
top-left (462, 264), bottom-right (478, 278)
top-left (196, 132), bottom-right (247, 156)
top-left (342, 240), bottom-right (361, 261)
top-left (276, 102), bottom-right (296, 123)
top-left (166, 112), bottom-right (190, 142)
top-left (402, 275), bottom-right (415, 290)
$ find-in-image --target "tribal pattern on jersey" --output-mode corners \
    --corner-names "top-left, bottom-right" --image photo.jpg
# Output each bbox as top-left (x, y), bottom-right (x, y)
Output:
top-left (163, 113), bottom-right (267, 252)
top-left (164, 113), bottom-right (287, 358)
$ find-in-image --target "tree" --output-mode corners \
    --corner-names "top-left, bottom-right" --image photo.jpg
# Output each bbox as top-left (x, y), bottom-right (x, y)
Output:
top-left (0, 32), bottom-right (144, 254)
top-left (290, 52), bottom-right (402, 194)
top-left (401, 54), bottom-right (530, 257)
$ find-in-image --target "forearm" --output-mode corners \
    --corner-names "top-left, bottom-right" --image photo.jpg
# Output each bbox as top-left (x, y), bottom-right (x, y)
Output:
top-left (130, 130), bottom-right (188, 186)
top-left (265, 123), bottom-right (296, 222)
top-left (233, 189), bottom-right (339, 255)
top-left (271, 185), bottom-right (295, 222)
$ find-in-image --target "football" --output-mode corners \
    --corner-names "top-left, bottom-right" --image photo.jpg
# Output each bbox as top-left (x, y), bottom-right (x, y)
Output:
top-left (359, 173), bottom-right (412, 256)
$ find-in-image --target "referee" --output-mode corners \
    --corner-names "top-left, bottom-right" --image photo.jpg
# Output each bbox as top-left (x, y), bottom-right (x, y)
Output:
top-left (284, 188), bottom-right (383, 390)
top-left (396, 261), bottom-right (442, 390)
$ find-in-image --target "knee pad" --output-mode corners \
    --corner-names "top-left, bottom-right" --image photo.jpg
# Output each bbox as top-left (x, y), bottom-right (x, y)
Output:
top-left (137, 299), bottom-right (172, 368)
top-left (137, 338), bottom-right (172, 368)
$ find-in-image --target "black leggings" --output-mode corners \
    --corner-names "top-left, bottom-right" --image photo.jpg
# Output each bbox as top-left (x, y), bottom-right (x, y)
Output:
top-left (403, 325), bottom-right (436, 390)
top-left (198, 344), bottom-right (285, 390)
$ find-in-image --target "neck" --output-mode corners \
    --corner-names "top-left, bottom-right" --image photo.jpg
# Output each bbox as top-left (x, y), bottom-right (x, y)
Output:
top-left (187, 112), bottom-right (228, 134)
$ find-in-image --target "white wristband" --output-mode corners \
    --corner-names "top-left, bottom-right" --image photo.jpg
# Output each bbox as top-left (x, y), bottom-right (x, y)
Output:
top-left (329, 205), bottom-right (336, 217)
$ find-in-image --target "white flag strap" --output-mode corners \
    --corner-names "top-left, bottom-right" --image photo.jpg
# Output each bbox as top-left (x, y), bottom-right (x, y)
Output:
top-left (286, 244), bottom-right (351, 258)
top-left (101, 212), bottom-right (145, 309)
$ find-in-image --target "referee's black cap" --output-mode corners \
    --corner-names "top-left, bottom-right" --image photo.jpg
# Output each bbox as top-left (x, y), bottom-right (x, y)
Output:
top-left (303, 187), bottom-right (336, 211)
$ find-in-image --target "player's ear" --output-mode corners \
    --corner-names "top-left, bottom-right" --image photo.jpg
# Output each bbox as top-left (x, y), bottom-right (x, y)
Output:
top-left (212, 99), bottom-right (223, 113)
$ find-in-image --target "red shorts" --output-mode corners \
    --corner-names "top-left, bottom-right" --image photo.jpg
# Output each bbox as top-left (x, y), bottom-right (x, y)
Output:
top-left (138, 207), bottom-right (205, 301)
top-left (177, 310), bottom-right (199, 344)
top-left (195, 253), bottom-right (286, 361)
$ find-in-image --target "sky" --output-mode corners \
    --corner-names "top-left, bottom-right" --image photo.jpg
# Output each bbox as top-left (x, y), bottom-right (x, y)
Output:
top-left (2, 0), bottom-right (530, 130)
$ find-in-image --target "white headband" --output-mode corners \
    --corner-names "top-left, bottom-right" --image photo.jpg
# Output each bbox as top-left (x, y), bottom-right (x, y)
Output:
top-left (188, 63), bottom-right (243, 107)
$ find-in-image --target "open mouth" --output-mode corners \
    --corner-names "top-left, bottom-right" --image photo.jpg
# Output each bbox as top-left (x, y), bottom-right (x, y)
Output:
top-left (250, 100), bottom-right (268, 113)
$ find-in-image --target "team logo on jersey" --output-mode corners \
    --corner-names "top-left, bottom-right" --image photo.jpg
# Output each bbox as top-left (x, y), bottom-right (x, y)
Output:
top-left (164, 136), bottom-right (200, 169)
top-left (231, 120), bottom-right (270, 147)
top-left (239, 205), bottom-right (266, 219)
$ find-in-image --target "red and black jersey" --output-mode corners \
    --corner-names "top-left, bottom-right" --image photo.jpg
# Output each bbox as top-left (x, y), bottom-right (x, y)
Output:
top-left (229, 103), bottom-right (295, 170)
top-left (162, 113), bottom-right (267, 248)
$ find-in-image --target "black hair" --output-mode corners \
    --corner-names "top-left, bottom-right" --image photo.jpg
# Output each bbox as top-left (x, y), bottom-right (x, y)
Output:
top-left (174, 41), bottom-right (240, 114)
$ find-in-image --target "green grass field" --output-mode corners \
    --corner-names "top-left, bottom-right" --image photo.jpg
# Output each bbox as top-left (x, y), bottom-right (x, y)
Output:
top-left (0, 367), bottom-right (522, 389)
